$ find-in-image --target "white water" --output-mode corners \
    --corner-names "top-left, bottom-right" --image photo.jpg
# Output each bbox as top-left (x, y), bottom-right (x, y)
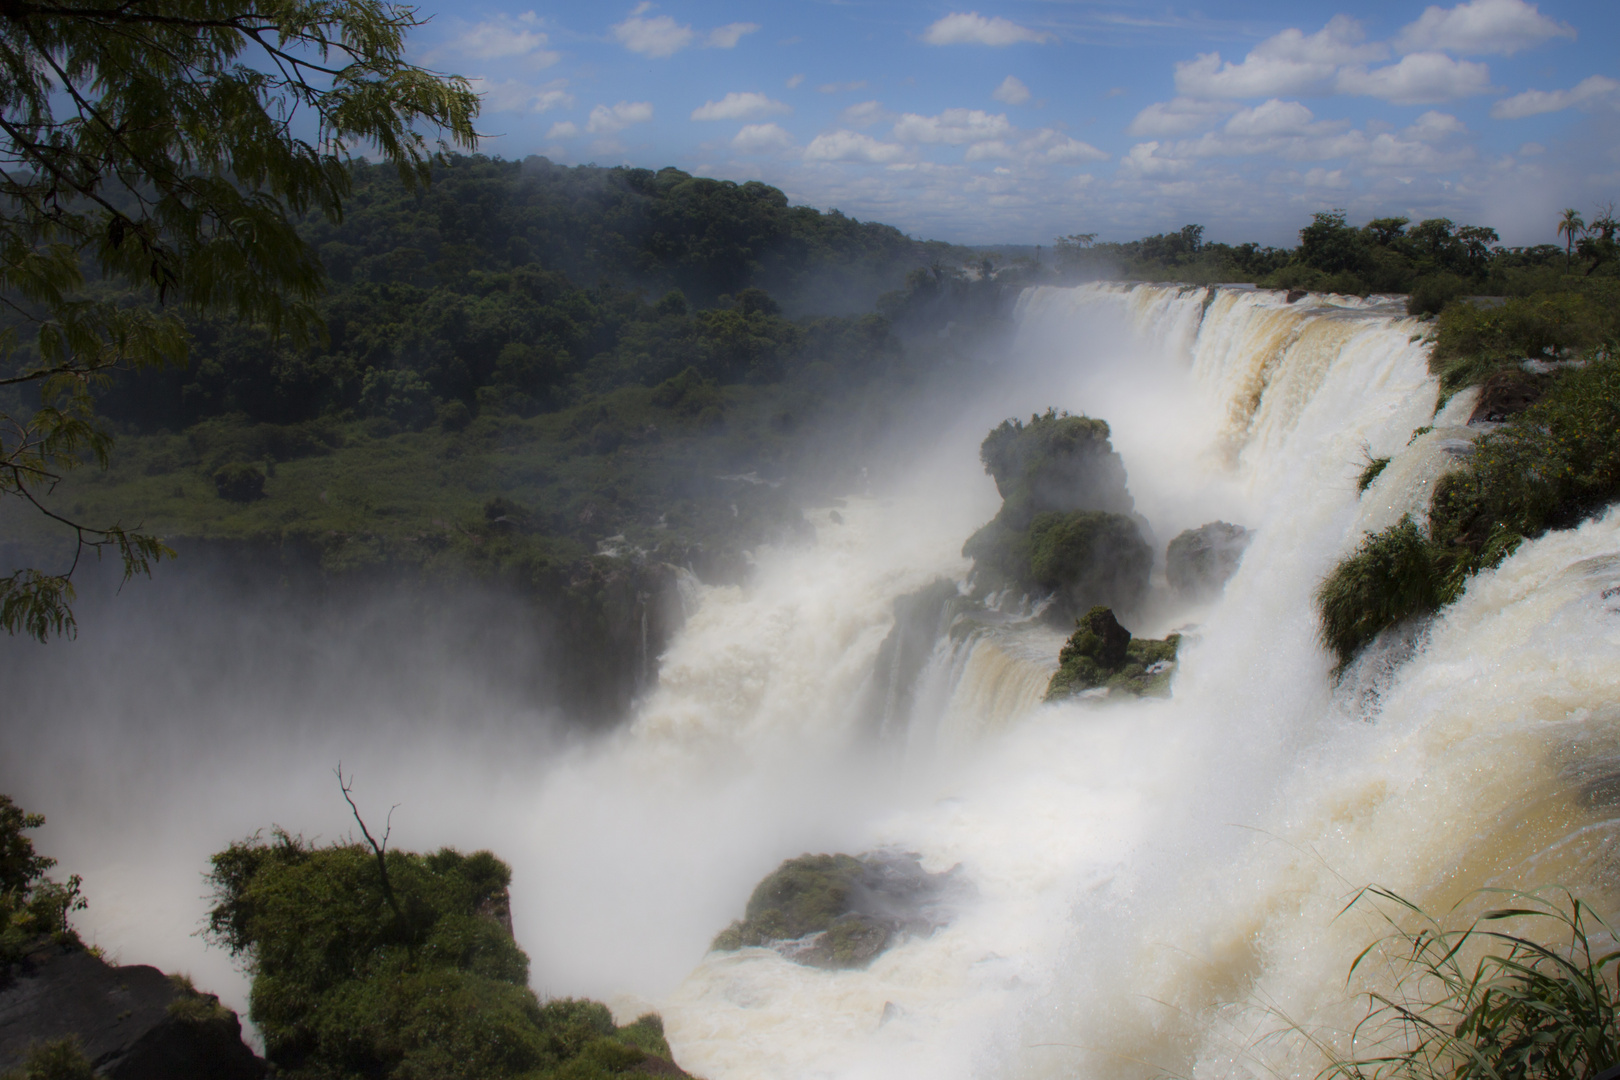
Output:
top-left (10, 282), bottom-right (1619, 1080)
top-left (541, 282), bottom-right (1620, 1080)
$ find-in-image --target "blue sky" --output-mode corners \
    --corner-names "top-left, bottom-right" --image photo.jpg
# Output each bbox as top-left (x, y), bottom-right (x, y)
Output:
top-left (408, 0), bottom-right (1620, 247)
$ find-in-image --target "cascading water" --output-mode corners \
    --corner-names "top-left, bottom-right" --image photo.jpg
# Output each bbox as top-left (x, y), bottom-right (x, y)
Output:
top-left (515, 282), bottom-right (1620, 1080)
top-left (11, 281), bottom-right (1615, 1080)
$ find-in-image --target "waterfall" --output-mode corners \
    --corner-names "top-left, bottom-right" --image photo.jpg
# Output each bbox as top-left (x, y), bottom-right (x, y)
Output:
top-left (545, 283), bottom-right (1618, 1080)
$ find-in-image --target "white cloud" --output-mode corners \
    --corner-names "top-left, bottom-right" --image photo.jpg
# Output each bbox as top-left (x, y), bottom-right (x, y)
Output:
top-left (1490, 74), bottom-right (1620, 118)
top-left (992, 76), bottom-right (1031, 105)
top-left (469, 78), bottom-right (574, 114)
top-left (1335, 52), bottom-right (1492, 104)
top-left (732, 123), bottom-right (794, 152)
top-left (440, 13), bottom-right (559, 67)
top-left (893, 108), bottom-right (1015, 145)
top-left (922, 12), bottom-right (1054, 47)
top-left (1128, 97), bottom-right (1239, 136)
top-left (586, 101), bottom-right (653, 134)
top-left (1019, 128), bottom-right (1109, 163)
top-left (1404, 110), bottom-right (1467, 141)
top-left (547, 121), bottom-right (578, 138)
top-left (786, 74), bottom-right (805, 89)
top-left (1396, 0), bottom-right (1574, 56)
top-left (841, 101), bottom-right (887, 128)
top-left (1118, 142), bottom-right (1193, 178)
top-left (1175, 16), bottom-right (1386, 98)
top-left (803, 130), bottom-right (906, 163)
top-left (1223, 98), bottom-right (1329, 137)
top-left (708, 22), bottom-right (760, 48)
top-left (818, 81), bottom-right (869, 94)
top-left (612, 10), bottom-right (694, 58)
top-left (691, 92), bottom-right (790, 121)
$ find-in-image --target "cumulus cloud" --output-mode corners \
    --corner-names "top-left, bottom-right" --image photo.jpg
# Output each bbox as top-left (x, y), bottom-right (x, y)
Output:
top-left (992, 76), bottom-right (1031, 105)
top-left (1018, 129), bottom-right (1109, 163)
top-left (922, 12), bottom-right (1054, 46)
top-left (786, 74), bottom-right (805, 89)
top-left (1127, 97), bottom-right (1239, 136)
top-left (612, 7), bottom-right (694, 57)
top-left (1223, 98), bottom-right (1332, 137)
top-left (691, 92), bottom-right (790, 121)
top-left (1396, 0), bottom-right (1574, 56)
top-left (732, 123), bottom-right (794, 152)
top-left (708, 22), bottom-right (760, 48)
top-left (1403, 110), bottom-right (1468, 140)
top-left (1491, 74), bottom-right (1620, 119)
top-left (1335, 52), bottom-right (1492, 104)
top-left (469, 78), bottom-right (574, 114)
top-left (893, 108), bottom-right (1015, 145)
top-left (1118, 142), bottom-right (1193, 178)
top-left (438, 13), bottom-right (559, 67)
top-left (1175, 16), bottom-right (1386, 98)
top-left (547, 121), bottom-right (578, 138)
top-left (841, 101), bottom-right (887, 128)
top-left (586, 101), bottom-right (653, 134)
top-left (803, 130), bottom-right (906, 163)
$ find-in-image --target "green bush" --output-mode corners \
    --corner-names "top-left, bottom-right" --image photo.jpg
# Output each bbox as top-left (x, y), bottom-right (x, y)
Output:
top-left (204, 831), bottom-right (674, 1080)
top-left (1316, 516), bottom-right (1451, 673)
top-left (0, 795), bottom-right (85, 967)
top-left (1407, 273), bottom-right (1466, 317)
top-left (211, 461), bottom-right (266, 502)
top-left (0, 1039), bottom-right (95, 1080)
top-left (1357, 456), bottom-right (1392, 493)
top-left (1430, 291), bottom-right (1616, 394)
top-left (1046, 606), bottom-right (1180, 700)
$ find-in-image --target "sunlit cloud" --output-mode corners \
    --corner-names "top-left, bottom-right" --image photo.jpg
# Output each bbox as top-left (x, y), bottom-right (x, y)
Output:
top-left (691, 92), bottom-right (790, 122)
top-left (470, 78), bottom-right (574, 114)
top-left (586, 101), bottom-right (654, 134)
top-left (922, 12), bottom-right (1055, 46)
top-left (992, 76), bottom-right (1031, 105)
top-left (435, 12), bottom-right (559, 68)
top-left (732, 123), bottom-right (794, 153)
top-left (708, 23), bottom-right (760, 49)
top-left (1491, 75), bottom-right (1620, 119)
top-left (612, 6), bottom-right (694, 58)
top-left (803, 130), bottom-right (906, 163)
top-left (1395, 0), bottom-right (1574, 56)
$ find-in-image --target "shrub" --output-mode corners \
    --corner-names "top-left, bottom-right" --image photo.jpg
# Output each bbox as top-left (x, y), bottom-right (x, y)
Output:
top-left (1358, 456), bottom-right (1391, 493)
top-left (1407, 273), bottom-right (1466, 317)
top-left (359, 368), bottom-right (436, 430)
top-left (204, 831), bottom-right (672, 1079)
top-left (1316, 516), bottom-right (1451, 673)
top-left (0, 794), bottom-right (86, 966)
top-left (0, 1039), bottom-right (95, 1080)
top-left (1326, 888), bottom-right (1620, 1080)
top-left (1429, 292), bottom-right (1614, 393)
top-left (211, 461), bottom-right (266, 501)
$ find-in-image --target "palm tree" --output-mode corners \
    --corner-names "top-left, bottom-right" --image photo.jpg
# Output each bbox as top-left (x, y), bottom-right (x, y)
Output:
top-left (1558, 208), bottom-right (1585, 268)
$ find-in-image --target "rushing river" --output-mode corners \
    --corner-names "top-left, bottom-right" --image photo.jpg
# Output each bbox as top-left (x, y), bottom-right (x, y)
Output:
top-left (6, 282), bottom-right (1619, 1080)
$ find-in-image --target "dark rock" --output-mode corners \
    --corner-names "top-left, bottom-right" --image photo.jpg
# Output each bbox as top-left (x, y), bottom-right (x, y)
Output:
top-left (1286, 289), bottom-right (1308, 304)
top-left (0, 942), bottom-right (265, 1080)
top-left (711, 851), bottom-right (967, 969)
top-left (1468, 369), bottom-right (1545, 424)
top-left (1166, 521), bottom-right (1252, 600)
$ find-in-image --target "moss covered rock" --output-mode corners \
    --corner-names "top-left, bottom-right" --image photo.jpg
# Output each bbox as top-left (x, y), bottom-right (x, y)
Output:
top-left (1046, 606), bottom-right (1180, 701)
top-left (711, 852), bottom-right (964, 970)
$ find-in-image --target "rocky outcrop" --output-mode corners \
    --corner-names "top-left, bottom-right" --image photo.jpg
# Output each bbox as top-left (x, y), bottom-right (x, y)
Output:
top-left (711, 852), bottom-right (967, 969)
top-left (1166, 521), bottom-right (1252, 601)
top-left (1467, 369), bottom-right (1545, 424)
top-left (0, 941), bottom-right (264, 1079)
top-left (1046, 606), bottom-right (1180, 700)
top-left (964, 410), bottom-right (1152, 622)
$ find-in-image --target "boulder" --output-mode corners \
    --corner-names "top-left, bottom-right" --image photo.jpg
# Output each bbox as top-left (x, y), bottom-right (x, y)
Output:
top-left (1046, 606), bottom-right (1180, 701)
top-left (1166, 521), bottom-right (1252, 600)
top-left (711, 852), bottom-right (967, 969)
top-left (0, 941), bottom-right (265, 1080)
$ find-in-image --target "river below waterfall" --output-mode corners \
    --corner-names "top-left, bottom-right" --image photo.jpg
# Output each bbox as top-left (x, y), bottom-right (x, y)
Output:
top-left (6, 282), bottom-right (1619, 1080)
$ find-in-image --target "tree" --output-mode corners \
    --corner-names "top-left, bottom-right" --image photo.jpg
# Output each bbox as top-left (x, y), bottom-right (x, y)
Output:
top-left (0, 0), bottom-right (479, 641)
top-left (1576, 203), bottom-right (1617, 277)
top-left (1558, 207), bottom-right (1585, 268)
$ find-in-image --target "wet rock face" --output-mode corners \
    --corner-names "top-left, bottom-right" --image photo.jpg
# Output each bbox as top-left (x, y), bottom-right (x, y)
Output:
top-left (0, 942), bottom-right (265, 1080)
top-left (1467, 369), bottom-right (1545, 424)
top-left (711, 852), bottom-right (967, 969)
top-left (1166, 521), bottom-right (1252, 601)
top-left (865, 578), bottom-right (961, 739)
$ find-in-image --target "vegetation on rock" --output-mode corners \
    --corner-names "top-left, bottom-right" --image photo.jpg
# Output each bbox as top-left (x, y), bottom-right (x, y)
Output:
top-left (964, 411), bottom-right (1151, 620)
top-left (1045, 606), bottom-right (1180, 700)
top-left (206, 826), bottom-right (680, 1079)
top-left (1318, 354), bottom-right (1620, 672)
top-left (712, 852), bottom-right (961, 969)
top-left (0, 796), bottom-right (84, 968)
